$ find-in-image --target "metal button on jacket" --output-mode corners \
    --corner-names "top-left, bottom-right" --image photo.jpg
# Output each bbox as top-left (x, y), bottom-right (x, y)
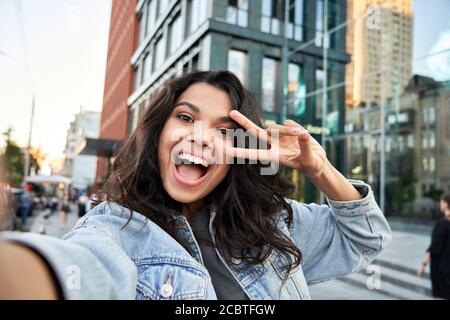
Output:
top-left (160, 273), bottom-right (174, 298)
top-left (160, 283), bottom-right (174, 298)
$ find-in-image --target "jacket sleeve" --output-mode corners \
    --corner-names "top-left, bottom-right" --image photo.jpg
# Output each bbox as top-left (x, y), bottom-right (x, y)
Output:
top-left (0, 204), bottom-right (137, 300)
top-left (286, 180), bottom-right (392, 285)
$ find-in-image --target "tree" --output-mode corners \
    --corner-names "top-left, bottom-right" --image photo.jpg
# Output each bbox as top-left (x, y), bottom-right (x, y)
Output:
top-left (1, 128), bottom-right (24, 187)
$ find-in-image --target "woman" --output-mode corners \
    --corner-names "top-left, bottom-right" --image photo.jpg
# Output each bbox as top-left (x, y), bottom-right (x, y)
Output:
top-left (59, 194), bottom-right (71, 229)
top-left (0, 71), bottom-right (391, 300)
top-left (417, 193), bottom-right (450, 299)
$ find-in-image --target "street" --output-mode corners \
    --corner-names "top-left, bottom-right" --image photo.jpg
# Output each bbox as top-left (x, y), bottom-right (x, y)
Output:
top-left (28, 208), bottom-right (435, 300)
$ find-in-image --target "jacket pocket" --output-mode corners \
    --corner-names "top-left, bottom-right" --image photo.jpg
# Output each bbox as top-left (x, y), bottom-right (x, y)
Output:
top-left (135, 256), bottom-right (209, 300)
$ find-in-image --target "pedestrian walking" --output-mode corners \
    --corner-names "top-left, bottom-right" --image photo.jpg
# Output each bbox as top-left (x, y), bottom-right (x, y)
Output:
top-left (0, 71), bottom-right (391, 300)
top-left (18, 190), bottom-right (30, 228)
top-left (77, 193), bottom-right (88, 218)
top-left (59, 195), bottom-right (71, 229)
top-left (418, 193), bottom-right (450, 299)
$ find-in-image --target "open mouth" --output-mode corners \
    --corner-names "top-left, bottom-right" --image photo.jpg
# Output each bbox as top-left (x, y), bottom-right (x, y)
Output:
top-left (172, 152), bottom-right (211, 187)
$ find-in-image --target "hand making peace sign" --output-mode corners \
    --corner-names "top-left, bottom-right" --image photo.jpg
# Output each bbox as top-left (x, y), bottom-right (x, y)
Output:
top-left (226, 110), bottom-right (329, 179)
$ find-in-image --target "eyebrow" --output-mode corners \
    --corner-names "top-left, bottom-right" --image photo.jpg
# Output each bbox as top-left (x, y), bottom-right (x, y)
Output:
top-left (174, 101), bottom-right (235, 125)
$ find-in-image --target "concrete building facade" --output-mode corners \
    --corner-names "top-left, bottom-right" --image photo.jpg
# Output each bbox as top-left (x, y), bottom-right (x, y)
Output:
top-left (345, 75), bottom-right (450, 218)
top-left (63, 110), bottom-right (101, 191)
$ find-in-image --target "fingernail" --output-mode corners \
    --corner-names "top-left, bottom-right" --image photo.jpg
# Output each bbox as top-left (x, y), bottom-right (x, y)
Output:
top-left (291, 127), bottom-right (301, 134)
top-left (300, 132), bottom-right (309, 141)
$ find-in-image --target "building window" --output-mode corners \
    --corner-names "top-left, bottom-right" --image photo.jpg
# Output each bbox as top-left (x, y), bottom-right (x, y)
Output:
top-left (134, 65), bottom-right (142, 90)
top-left (407, 134), bottom-right (414, 148)
top-left (422, 132), bottom-right (428, 149)
top-left (169, 14), bottom-right (183, 55)
top-left (287, 63), bottom-right (306, 115)
top-left (262, 57), bottom-right (281, 112)
top-left (189, 0), bottom-right (208, 34)
top-left (227, 0), bottom-right (248, 27)
top-left (261, 0), bottom-right (284, 35)
top-left (429, 157), bottom-right (436, 172)
top-left (315, 69), bottom-right (325, 119)
top-left (158, 0), bottom-right (168, 18)
top-left (429, 107), bottom-right (436, 123)
top-left (423, 108), bottom-right (428, 124)
top-left (423, 158), bottom-right (428, 172)
top-left (142, 52), bottom-right (152, 84)
top-left (315, 0), bottom-right (340, 48)
top-left (429, 131), bottom-right (436, 148)
top-left (191, 54), bottom-right (199, 71)
top-left (228, 50), bottom-right (248, 85)
top-left (288, 0), bottom-right (304, 41)
top-left (315, 0), bottom-right (325, 47)
top-left (138, 14), bottom-right (146, 46)
top-left (398, 135), bottom-right (404, 153)
top-left (146, 0), bottom-right (157, 38)
top-left (154, 36), bottom-right (166, 70)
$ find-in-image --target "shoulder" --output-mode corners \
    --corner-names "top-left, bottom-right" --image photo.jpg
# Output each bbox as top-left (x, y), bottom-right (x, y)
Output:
top-left (71, 201), bottom-right (153, 238)
top-left (434, 218), bottom-right (450, 232)
top-left (272, 198), bottom-right (331, 234)
top-left (84, 201), bottom-right (148, 223)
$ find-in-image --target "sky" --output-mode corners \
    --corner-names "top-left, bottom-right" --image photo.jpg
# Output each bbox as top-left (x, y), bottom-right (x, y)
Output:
top-left (0, 0), bottom-right (112, 161)
top-left (0, 0), bottom-right (449, 166)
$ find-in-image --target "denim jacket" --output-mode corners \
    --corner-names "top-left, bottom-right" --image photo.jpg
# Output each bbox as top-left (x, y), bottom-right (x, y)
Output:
top-left (0, 180), bottom-right (391, 300)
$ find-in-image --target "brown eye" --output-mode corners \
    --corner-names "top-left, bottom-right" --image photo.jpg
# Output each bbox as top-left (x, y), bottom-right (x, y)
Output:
top-left (177, 114), bottom-right (194, 123)
top-left (217, 128), bottom-right (228, 136)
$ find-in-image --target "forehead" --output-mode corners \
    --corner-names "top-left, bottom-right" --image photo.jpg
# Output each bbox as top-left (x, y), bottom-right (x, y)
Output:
top-left (175, 82), bottom-right (233, 115)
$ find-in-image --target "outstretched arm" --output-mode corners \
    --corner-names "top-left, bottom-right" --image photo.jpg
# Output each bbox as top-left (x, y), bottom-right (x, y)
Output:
top-left (0, 241), bottom-right (58, 299)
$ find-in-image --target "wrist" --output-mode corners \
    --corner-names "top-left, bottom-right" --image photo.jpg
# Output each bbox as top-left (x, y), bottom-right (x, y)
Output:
top-left (305, 158), bottom-right (332, 182)
top-left (306, 161), bottom-right (363, 202)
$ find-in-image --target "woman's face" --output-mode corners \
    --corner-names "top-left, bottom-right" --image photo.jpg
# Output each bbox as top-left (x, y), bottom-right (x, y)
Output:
top-left (159, 83), bottom-right (234, 209)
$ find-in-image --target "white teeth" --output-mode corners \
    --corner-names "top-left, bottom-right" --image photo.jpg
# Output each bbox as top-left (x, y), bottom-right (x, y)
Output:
top-left (178, 153), bottom-right (209, 168)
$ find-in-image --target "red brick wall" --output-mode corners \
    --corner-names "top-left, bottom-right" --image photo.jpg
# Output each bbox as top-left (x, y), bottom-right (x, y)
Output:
top-left (96, 0), bottom-right (138, 182)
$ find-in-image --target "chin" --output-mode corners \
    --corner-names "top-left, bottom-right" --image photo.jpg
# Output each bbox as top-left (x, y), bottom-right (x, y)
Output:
top-left (166, 189), bottom-right (204, 204)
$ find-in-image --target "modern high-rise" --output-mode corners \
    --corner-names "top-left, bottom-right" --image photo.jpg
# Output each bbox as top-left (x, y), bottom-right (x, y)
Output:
top-left (345, 0), bottom-right (413, 108)
top-left (96, 0), bottom-right (349, 202)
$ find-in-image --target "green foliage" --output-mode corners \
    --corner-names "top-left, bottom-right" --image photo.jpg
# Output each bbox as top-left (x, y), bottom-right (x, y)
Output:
top-left (1, 128), bottom-right (24, 187)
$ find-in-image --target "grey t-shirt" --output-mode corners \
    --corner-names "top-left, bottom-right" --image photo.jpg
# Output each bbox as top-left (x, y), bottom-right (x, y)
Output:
top-left (189, 207), bottom-right (250, 300)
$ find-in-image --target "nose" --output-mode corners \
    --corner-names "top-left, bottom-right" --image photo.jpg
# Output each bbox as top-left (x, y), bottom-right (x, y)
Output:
top-left (186, 131), bottom-right (214, 149)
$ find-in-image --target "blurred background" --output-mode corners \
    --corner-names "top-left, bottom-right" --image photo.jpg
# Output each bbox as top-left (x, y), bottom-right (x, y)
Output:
top-left (0, 0), bottom-right (449, 299)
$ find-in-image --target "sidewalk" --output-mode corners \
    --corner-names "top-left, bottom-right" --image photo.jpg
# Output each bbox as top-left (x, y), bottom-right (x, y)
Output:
top-left (309, 222), bottom-right (435, 300)
top-left (30, 207), bottom-right (79, 238)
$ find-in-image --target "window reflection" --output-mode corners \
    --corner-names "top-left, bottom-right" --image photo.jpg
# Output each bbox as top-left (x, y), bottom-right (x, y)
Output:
top-left (228, 50), bottom-right (248, 85)
top-left (227, 0), bottom-right (248, 27)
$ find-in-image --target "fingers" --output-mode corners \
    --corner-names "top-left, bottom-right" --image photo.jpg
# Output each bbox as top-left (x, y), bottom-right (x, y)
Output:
top-left (226, 147), bottom-right (273, 162)
top-left (283, 119), bottom-right (310, 142)
top-left (230, 110), bottom-right (269, 142)
top-left (266, 123), bottom-right (302, 136)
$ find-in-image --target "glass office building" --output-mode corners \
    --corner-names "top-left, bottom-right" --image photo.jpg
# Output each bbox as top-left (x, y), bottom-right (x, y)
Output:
top-left (128, 0), bottom-right (348, 202)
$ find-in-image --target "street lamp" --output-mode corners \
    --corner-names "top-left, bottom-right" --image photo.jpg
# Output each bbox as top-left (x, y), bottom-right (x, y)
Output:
top-left (0, 50), bottom-right (36, 180)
